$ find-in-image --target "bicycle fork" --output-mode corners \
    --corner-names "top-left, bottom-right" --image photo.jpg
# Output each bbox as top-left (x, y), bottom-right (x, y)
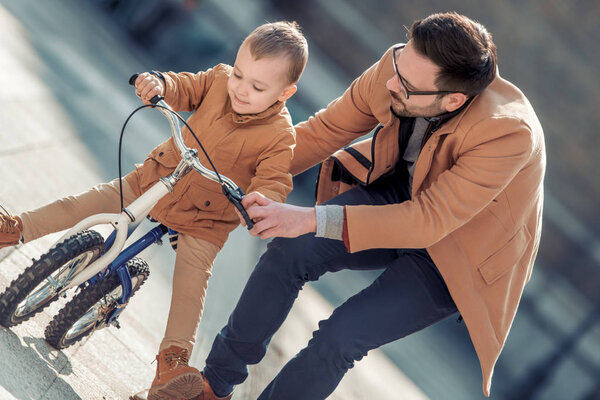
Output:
top-left (87, 223), bottom-right (169, 325)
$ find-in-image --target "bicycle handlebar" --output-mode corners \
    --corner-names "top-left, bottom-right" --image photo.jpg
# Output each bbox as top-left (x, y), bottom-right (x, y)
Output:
top-left (129, 73), bottom-right (254, 229)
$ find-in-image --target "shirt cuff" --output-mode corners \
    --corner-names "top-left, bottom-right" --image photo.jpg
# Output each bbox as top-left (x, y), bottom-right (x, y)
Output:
top-left (315, 205), bottom-right (344, 241)
top-left (315, 205), bottom-right (327, 237)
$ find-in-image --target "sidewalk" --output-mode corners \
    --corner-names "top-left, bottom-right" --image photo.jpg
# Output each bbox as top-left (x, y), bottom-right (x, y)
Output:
top-left (0, 0), bottom-right (428, 399)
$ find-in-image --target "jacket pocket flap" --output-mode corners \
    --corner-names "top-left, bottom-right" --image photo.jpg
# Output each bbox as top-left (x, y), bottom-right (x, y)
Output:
top-left (477, 226), bottom-right (531, 285)
top-left (331, 138), bottom-right (373, 185)
top-left (148, 141), bottom-right (180, 168)
top-left (187, 184), bottom-right (230, 212)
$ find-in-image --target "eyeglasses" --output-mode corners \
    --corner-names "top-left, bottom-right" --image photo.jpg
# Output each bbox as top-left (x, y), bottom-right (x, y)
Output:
top-left (392, 44), bottom-right (459, 100)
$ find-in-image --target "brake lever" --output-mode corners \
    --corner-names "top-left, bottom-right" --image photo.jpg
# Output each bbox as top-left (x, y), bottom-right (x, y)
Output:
top-left (222, 185), bottom-right (254, 230)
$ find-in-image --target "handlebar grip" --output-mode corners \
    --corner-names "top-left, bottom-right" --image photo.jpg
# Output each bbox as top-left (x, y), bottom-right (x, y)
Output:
top-left (222, 186), bottom-right (254, 230)
top-left (236, 202), bottom-right (255, 230)
top-left (149, 95), bottom-right (162, 105)
top-left (128, 73), bottom-right (139, 86)
top-left (129, 73), bottom-right (162, 105)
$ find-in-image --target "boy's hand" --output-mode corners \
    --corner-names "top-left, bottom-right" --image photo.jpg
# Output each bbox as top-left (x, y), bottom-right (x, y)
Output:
top-left (135, 72), bottom-right (164, 104)
top-left (238, 192), bottom-right (317, 239)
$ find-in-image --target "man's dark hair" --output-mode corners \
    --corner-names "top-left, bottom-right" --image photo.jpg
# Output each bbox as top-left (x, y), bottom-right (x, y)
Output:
top-left (408, 12), bottom-right (497, 96)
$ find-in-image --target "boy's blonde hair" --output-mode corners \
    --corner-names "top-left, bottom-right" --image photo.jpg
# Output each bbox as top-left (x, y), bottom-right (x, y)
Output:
top-left (243, 21), bottom-right (308, 84)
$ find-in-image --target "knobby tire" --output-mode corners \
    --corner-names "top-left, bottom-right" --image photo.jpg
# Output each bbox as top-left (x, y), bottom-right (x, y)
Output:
top-left (45, 257), bottom-right (149, 349)
top-left (0, 230), bottom-right (104, 327)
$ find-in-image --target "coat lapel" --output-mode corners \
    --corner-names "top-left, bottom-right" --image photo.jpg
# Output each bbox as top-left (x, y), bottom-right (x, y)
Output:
top-left (411, 97), bottom-right (476, 194)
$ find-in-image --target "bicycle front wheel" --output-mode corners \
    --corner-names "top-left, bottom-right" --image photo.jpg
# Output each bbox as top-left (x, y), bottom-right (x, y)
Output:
top-left (0, 230), bottom-right (104, 327)
top-left (45, 257), bottom-right (149, 349)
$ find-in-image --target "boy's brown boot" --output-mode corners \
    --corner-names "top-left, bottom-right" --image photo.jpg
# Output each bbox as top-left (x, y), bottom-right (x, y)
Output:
top-left (129, 388), bottom-right (186, 400)
top-left (0, 205), bottom-right (22, 249)
top-left (129, 389), bottom-right (150, 400)
top-left (188, 373), bottom-right (233, 400)
top-left (146, 345), bottom-right (204, 400)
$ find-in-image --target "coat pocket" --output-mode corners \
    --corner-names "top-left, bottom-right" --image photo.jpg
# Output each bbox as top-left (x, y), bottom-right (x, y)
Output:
top-left (477, 225), bottom-right (531, 285)
top-left (316, 157), bottom-right (358, 204)
top-left (139, 142), bottom-right (181, 191)
top-left (149, 141), bottom-right (180, 168)
top-left (331, 138), bottom-right (373, 185)
top-left (185, 183), bottom-right (231, 224)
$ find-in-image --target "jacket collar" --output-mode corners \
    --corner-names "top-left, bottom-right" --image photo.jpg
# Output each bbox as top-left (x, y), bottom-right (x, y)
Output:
top-left (225, 99), bottom-right (285, 124)
top-left (425, 95), bottom-right (475, 133)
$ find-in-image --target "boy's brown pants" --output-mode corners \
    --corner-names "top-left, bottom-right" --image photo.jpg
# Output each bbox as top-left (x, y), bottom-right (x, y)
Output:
top-left (19, 173), bottom-right (220, 354)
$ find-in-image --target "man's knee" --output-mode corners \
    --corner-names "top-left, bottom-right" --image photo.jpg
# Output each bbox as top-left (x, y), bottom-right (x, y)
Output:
top-left (254, 235), bottom-right (318, 289)
top-left (308, 326), bottom-right (367, 372)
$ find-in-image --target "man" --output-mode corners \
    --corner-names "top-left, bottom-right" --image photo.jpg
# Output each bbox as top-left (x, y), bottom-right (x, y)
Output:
top-left (194, 12), bottom-right (546, 400)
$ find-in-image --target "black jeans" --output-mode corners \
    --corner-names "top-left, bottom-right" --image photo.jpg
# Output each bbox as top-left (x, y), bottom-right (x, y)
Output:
top-left (204, 173), bottom-right (458, 399)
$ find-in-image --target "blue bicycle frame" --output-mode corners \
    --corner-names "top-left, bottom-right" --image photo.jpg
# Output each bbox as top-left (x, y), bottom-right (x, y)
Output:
top-left (85, 221), bottom-right (176, 325)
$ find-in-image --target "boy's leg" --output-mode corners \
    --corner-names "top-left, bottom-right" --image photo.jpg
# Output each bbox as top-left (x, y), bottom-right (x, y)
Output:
top-left (203, 174), bottom-right (411, 397)
top-left (257, 249), bottom-right (458, 400)
top-left (146, 233), bottom-right (220, 400)
top-left (160, 233), bottom-right (220, 353)
top-left (19, 174), bottom-right (139, 242)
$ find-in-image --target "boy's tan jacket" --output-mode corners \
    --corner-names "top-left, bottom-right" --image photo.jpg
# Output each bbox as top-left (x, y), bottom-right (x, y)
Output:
top-left (291, 46), bottom-right (546, 396)
top-left (127, 64), bottom-right (295, 248)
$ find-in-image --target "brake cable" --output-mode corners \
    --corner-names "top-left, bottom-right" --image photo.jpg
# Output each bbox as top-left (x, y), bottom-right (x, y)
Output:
top-left (116, 103), bottom-right (226, 212)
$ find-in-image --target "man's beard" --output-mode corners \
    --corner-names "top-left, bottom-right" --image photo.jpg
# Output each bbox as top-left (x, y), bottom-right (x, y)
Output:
top-left (389, 91), bottom-right (444, 118)
top-left (390, 104), bottom-right (410, 118)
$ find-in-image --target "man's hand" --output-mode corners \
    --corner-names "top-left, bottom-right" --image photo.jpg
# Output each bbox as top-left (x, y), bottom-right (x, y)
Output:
top-left (135, 72), bottom-right (164, 104)
top-left (236, 192), bottom-right (316, 239)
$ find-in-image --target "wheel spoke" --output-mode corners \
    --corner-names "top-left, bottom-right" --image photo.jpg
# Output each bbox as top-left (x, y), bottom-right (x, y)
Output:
top-left (14, 285), bottom-right (56, 318)
top-left (44, 257), bottom-right (149, 349)
top-left (14, 251), bottom-right (97, 319)
top-left (0, 230), bottom-right (105, 329)
top-left (49, 252), bottom-right (95, 288)
top-left (64, 306), bottom-right (100, 341)
top-left (64, 285), bottom-right (123, 342)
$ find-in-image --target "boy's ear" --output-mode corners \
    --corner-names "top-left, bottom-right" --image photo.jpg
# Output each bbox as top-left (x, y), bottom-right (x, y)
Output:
top-left (278, 84), bottom-right (297, 102)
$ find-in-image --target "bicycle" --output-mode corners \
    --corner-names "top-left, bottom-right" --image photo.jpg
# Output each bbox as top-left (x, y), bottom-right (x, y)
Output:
top-left (0, 75), bottom-right (253, 349)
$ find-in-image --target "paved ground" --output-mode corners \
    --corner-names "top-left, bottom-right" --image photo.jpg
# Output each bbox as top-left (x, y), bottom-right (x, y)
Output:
top-left (0, 1), bottom-right (427, 399)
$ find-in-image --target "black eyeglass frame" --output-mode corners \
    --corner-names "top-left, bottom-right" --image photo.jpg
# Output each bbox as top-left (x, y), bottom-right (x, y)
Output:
top-left (392, 44), bottom-right (461, 99)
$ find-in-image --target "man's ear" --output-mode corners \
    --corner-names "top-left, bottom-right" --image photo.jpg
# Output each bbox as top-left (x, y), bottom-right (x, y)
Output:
top-left (278, 84), bottom-right (297, 102)
top-left (444, 92), bottom-right (468, 112)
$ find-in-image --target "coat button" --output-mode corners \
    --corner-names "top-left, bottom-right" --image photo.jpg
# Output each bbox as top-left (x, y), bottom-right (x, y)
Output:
top-left (204, 200), bottom-right (211, 207)
top-left (386, 164), bottom-right (391, 169)
top-left (332, 186), bottom-right (338, 192)
top-left (159, 151), bottom-right (164, 157)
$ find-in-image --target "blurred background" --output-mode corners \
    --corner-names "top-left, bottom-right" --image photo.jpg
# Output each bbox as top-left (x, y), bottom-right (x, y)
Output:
top-left (1, 0), bottom-right (599, 399)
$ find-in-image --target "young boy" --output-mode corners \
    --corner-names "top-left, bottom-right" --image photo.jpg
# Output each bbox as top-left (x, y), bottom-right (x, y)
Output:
top-left (0, 21), bottom-right (308, 400)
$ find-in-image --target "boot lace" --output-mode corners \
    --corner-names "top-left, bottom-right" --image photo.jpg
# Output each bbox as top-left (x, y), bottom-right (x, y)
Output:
top-left (165, 348), bottom-right (190, 367)
top-left (0, 205), bottom-right (18, 234)
top-left (153, 347), bottom-right (190, 369)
